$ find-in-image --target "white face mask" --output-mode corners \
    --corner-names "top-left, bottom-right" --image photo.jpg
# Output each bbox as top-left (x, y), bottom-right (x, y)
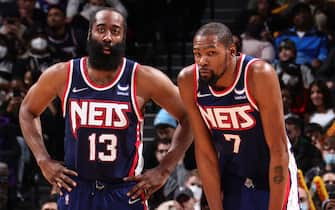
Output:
top-left (0, 45), bottom-right (7, 59)
top-left (188, 185), bottom-right (202, 201)
top-left (324, 153), bottom-right (335, 165)
top-left (31, 37), bottom-right (48, 51)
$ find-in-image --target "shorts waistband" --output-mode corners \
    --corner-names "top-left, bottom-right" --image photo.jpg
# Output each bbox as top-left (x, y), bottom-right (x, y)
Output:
top-left (72, 176), bottom-right (136, 191)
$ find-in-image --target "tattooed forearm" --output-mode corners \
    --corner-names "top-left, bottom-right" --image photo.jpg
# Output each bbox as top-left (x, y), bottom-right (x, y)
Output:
top-left (273, 166), bottom-right (284, 184)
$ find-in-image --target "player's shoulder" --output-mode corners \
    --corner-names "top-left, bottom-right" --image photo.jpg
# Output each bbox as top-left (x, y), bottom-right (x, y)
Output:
top-left (248, 59), bottom-right (275, 76)
top-left (178, 64), bottom-right (195, 80)
top-left (39, 61), bottom-right (70, 83)
top-left (248, 59), bottom-right (275, 74)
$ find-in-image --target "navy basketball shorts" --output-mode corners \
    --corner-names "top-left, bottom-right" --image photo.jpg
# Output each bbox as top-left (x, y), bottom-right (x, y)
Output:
top-left (57, 179), bottom-right (147, 210)
top-left (222, 174), bottom-right (269, 210)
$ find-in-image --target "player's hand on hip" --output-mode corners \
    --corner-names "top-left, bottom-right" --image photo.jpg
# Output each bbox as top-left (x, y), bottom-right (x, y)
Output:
top-left (38, 158), bottom-right (78, 192)
top-left (124, 166), bottom-right (170, 200)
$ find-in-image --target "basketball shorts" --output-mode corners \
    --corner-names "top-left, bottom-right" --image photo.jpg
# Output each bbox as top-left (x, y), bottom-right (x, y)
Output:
top-left (57, 178), bottom-right (147, 210)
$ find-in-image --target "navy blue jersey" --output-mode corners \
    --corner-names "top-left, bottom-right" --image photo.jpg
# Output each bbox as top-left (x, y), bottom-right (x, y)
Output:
top-left (62, 57), bottom-right (144, 182)
top-left (195, 54), bottom-right (270, 186)
top-left (194, 55), bottom-right (299, 208)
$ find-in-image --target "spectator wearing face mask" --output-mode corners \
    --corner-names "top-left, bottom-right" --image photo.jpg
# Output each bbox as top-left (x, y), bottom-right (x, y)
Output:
top-left (321, 136), bottom-right (335, 172)
top-left (299, 187), bottom-right (311, 210)
top-left (322, 171), bottom-right (335, 194)
top-left (184, 170), bottom-right (203, 210)
top-left (24, 32), bottom-right (56, 74)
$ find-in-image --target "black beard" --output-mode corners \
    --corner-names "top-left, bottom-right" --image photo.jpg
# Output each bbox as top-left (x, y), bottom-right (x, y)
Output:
top-left (199, 73), bottom-right (224, 87)
top-left (87, 38), bottom-right (125, 71)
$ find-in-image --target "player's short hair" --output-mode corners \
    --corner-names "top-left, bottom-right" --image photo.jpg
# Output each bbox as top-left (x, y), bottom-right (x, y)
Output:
top-left (194, 22), bottom-right (233, 47)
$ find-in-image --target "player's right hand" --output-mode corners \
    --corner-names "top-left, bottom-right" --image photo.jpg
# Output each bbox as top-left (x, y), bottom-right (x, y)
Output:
top-left (38, 158), bottom-right (78, 193)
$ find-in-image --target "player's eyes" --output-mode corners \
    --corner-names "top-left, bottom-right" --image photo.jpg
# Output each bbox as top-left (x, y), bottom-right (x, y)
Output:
top-left (97, 27), bottom-right (106, 33)
top-left (207, 51), bottom-right (216, 56)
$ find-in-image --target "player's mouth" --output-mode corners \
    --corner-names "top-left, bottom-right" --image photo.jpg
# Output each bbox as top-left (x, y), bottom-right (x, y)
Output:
top-left (199, 68), bottom-right (212, 77)
top-left (103, 47), bottom-right (112, 54)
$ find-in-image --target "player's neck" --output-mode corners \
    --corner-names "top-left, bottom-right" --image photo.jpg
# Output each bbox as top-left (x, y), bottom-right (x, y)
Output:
top-left (87, 64), bottom-right (120, 86)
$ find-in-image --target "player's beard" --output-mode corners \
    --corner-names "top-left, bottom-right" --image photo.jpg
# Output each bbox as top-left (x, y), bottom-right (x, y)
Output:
top-left (199, 71), bottom-right (224, 87)
top-left (87, 38), bottom-right (125, 71)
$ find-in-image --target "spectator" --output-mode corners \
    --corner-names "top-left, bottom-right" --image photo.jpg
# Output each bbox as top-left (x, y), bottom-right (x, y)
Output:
top-left (174, 186), bottom-right (196, 210)
top-left (148, 137), bottom-right (188, 210)
top-left (184, 170), bottom-right (203, 210)
top-left (304, 122), bottom-right (324, 151)
top-left (274, 3), bottom-right (328, 69)
top-left (285, 116), bottom-right (324, 173)
top-left (45, 5), bottom-right (86, 62)
top-left (322, 136), bottom-right (335, 172)
top-left (305, 80), bottom-right (335, 130)
top-left (275, 38), bottom-right (314, 90)
top-left (316, 48), bottom-right (335, 91)
top-left (322, 192), bottom-right (335, 210)
top-left (241, 14), bottom-right (275, 62)
top-left (299, 186), bottom-right (310, 210)
top-left (322, 171), bottom-right (335, 193)
top-left (154, 108), bottom-right (177, 141)
top-left (0, 7), bottom-right (27, 57)
top-left (40, 194), bottom-right (57, 210)
top-left (281, 85), bottom-right (300, 120)
top-left (0, 34), bottom-right (17, 94)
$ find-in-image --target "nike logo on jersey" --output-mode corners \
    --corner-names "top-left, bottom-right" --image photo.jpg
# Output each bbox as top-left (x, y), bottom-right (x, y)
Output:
top-left (128, 198), bottom-right (141, 205)
top-left (72, 87), bottom-right (88, 93)
top-left (233, 88), bottom-right (245, 95)
top-left (199, 104), bottom-right (256, 130)
top-left (117, 84), bottom-right (129, 91)
top-left (197, 92), bottom-right (212, 98)
top-left (69, 99), bottom-right (130, 134)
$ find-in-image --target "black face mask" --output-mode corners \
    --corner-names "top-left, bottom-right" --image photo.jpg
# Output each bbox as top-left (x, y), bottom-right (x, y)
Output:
top-left (87, 38), bottom-right (125, 71)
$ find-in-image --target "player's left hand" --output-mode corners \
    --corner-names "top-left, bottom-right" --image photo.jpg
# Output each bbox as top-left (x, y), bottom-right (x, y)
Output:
top-left (124, 166), bottom-right (170, 200)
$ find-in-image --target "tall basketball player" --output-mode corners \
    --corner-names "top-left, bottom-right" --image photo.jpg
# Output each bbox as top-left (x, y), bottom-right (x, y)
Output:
top-left (19, 8), bottom-right (192, 210)
top-left (178, 22), bottom-right (299, 210)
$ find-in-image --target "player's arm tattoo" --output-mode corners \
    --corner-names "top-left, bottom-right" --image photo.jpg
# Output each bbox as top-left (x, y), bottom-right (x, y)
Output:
top-left (273, 166), bottom-right (284, 184)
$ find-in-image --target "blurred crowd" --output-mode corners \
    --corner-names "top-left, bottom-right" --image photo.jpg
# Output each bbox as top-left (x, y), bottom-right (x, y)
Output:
top-left (1, 0), bottom-right (335, 210)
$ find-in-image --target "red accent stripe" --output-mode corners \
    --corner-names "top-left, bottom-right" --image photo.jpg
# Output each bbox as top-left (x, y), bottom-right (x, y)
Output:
top-left (282, 171), bottom-right (291, 210)
top-left (128, 124), bottom-right (140, 176)
top-left (141, 192), bottom-right (147, 210)
top-left (133, 64), bottom-right (144, 120)
top-left (245, 59), bottom-right (261, 107)
top-left (193, 64), bottom-right (198, 101)
top-left (61, 60), bottom-right (72, 115)
top-left (210, 54), bottom-right (243, 95)
top-left (83, 57), bottom-right (124, 88)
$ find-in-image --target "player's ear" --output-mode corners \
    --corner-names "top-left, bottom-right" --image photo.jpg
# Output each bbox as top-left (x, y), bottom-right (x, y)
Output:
top-left (230, 46), bottom-right (236, 56)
